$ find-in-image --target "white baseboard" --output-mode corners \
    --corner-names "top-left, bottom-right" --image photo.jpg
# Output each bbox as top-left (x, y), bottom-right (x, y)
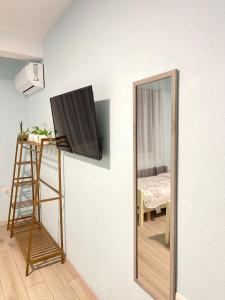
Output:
top-left (176, 292), bottom-right (187, 300)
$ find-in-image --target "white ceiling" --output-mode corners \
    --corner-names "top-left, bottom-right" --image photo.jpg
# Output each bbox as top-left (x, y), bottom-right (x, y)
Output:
top-left (0, 0), bottom-right (73, 38)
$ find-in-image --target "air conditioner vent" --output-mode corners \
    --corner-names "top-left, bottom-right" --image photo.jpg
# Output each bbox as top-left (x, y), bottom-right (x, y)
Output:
top-left (15, 63), bottom-right (44, 96)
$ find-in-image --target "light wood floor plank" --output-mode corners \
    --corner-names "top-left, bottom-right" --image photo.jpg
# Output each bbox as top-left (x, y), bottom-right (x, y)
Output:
top-left (70, 278), bottom-right (95, 300)
top-left (0, 282), bottom-right (4, 300)
top-left (11, 241), bottom-right (44, 288)
top-left (0, 226), bottom-right (10, 253)
top-left (55, 260), bottom-right (78, 282)
top-left (0, 250), bottom-right (29, 299)
top-left (27, 283), bottom-right (54, 300)
top-left (0, 225), bottom-right (44, 288)
top-left (40, 264), bottom-right (79, 300)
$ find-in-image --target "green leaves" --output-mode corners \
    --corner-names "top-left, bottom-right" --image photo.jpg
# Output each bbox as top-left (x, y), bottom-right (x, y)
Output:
top-left (30, 124), bottom-right (52, 136)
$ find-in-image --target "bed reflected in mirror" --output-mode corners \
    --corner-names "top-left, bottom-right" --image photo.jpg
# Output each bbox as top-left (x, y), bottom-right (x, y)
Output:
top-left (134, 70), bottom-right (178, 300)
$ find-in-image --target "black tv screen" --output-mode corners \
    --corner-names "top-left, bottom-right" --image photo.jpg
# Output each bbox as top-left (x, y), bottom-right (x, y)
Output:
top-left (50, 86), bottom-right (102, 160)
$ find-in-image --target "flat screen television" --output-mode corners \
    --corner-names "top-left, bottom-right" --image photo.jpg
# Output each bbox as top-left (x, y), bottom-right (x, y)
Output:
top-left (50, 85), bottom-right (102, 160)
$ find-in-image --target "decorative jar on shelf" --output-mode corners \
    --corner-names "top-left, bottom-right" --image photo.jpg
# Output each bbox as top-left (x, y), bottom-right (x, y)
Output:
top-left (28, 134), bottom-right (49, 144)
top-left (17, 133), bottom-right (28, 141)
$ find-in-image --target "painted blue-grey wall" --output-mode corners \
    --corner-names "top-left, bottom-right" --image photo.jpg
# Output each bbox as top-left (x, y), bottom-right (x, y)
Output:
top-left (0, 58), bottom-right (28, 221)
top-left (0, 57), bottom-right (25, 80)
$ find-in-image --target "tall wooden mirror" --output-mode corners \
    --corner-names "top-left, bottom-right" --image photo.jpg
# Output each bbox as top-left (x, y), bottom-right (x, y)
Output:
top-left (134, 70), bottom-right (178, 300)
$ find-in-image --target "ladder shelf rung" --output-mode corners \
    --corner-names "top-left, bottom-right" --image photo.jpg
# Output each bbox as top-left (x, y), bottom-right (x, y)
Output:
top-left (8, 218), bottom-right (40, 233)
top-left (11, 199), bottom-right (34, 209)
top-left (8, 215), bottom-right (33, 223)
top-left (11, 199), bottom-right (55, 208)
top-left (16, 161), bottom-right (36, 165)
top-left (40, 197), bottom-right (60, 203)
top-left (13, 180), bottom-right (38, 187)
top-left (14, 176), bottom-right (32, 180)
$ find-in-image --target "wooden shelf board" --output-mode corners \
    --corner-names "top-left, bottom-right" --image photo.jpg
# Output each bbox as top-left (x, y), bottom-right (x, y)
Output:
top-left (13, 180), bottom-right (38, 187)
top-left (16, 161), bottom-right (36, 165)
top-left (14, 176), bottom-right (32, 180)
top-left (8, 218), bottom-right (39, 233)
top-left (11, 199), bottom-right (34, 209)
top-left (18, 140), bottom-right (56, 147)
top-left (14, 222), bottom-right (62, 265)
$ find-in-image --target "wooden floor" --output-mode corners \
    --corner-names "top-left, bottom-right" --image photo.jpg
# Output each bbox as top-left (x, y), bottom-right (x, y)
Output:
top-left (0, 224), bottom-right (96, 300)
top-left (137, 210), bottom-right (170, 300)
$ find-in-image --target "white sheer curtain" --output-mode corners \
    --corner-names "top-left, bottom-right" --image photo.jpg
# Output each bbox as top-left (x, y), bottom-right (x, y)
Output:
top-left (137, 83), bottom-right (168, 175)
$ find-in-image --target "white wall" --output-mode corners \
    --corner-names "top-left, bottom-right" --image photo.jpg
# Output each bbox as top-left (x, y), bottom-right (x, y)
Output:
top-left (0, 58), bottom-right (28, 221)
top-left (27, 0), bottom-right (225, 299)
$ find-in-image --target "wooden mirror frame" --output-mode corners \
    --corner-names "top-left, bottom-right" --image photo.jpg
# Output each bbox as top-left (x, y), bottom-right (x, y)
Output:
top-left (133, 70), bottom-right (179, 300)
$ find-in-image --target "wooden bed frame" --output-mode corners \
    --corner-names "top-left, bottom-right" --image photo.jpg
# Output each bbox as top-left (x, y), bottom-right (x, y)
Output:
top-left (137, 189), bottom-right (171, 244)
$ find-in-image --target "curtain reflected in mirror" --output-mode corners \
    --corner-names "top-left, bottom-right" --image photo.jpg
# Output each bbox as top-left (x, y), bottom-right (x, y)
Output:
top-left (134, 71), bottom-right (178, 300)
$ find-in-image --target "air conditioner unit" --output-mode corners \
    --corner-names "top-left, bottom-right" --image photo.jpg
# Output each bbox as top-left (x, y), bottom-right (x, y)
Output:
top-left (15, 63), bottom-right (44, 96)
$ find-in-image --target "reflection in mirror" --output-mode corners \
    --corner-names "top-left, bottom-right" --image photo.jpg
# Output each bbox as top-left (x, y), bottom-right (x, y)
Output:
top-left (134, 71), bottom-right (178, 300)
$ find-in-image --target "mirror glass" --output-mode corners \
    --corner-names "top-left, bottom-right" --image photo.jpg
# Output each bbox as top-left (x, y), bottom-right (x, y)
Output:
top-left (135, 73), bottom-right (177, 300)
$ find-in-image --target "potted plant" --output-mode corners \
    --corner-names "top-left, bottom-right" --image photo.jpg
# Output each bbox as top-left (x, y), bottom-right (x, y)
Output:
top-left (17, 121), bottom-right (29, 141)
top-left (28, 123), bottom-right (52, 143)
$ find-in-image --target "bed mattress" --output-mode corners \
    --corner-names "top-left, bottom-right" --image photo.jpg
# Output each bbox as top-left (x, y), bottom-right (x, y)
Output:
top-left (138, 173), bottom-right (170, 209)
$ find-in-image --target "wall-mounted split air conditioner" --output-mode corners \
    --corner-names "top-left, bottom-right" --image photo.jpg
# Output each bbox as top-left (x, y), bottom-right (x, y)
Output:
top-left (15, 63), bottom-right (44, 96)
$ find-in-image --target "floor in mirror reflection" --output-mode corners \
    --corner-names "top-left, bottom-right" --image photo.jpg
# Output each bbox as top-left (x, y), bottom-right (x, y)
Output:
top-left (138, 209), bottom-right (170, 300)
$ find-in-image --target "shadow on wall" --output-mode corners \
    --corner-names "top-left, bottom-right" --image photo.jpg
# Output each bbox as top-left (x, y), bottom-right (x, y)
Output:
top-left (36, 99), bottom-right (110, 170)
top-left (0, 58), bottom-right (26, 80)
top-left (63, 99), bottom-right (110, 170)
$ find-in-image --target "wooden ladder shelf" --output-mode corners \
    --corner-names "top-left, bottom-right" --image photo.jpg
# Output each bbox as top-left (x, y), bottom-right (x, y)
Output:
top-left (7, 138), bottom-right (64, 276)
